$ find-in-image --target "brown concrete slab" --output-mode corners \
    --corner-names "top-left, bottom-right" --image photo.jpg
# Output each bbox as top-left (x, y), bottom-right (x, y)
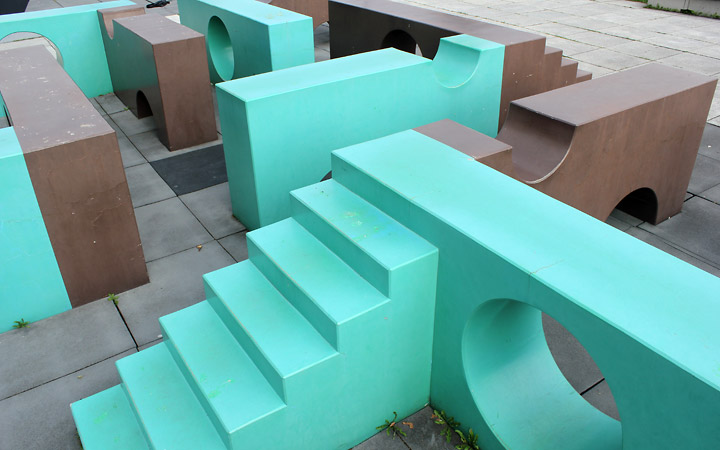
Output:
top-left (328, 0), bottom-right (591, 130)
top-left (99, 7), bottom-right (216, 151)
top-left (417, 64), bottom-right (717, 225)
top-left (267, 0), bottom-right (328, 28)
top-left (0, 45), bottom-right (148, 306)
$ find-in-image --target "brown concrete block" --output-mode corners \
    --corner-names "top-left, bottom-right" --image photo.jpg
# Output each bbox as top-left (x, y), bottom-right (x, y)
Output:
top-left (99, 7), bottom-right (216, 151)
top-left (328, 0), bottom-right (592, 130)
top-left (417, 64), bottom-right (717, 225)
top-left (415, 120), bottom-right (513, 175)
top-left (266, 0), bottom-right (328, 28)
top-left (0, 45), bottom-right (148, 306)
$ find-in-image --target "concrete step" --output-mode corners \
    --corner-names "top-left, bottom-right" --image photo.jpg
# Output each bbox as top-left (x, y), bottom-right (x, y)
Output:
top-left (116, 343), bottom-right (226, 450)
top-left (203, 261), bottom-right (338, 400)
top-left (160, 301), bottom-right (286, 448)
top-left (291, 179), bottom-right (436, 297)
top-left (248, 218), bottom-right (389, 350)
top-left (71, 385), bottom-right (150, 450)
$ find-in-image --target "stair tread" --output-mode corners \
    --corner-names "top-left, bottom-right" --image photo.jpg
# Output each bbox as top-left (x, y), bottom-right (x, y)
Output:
top-left (204, 261), bottom-right (337, 377)
top-left (249, 219), bottom-right (389, 325)
top-left (117, 343), bottom-right (225, 450)
top-left (292, 180), bottom-right (435, 271)
top-left (160, 301), bottom-right (286, 435)
top-left (71, 385), bottom-right (149, 450)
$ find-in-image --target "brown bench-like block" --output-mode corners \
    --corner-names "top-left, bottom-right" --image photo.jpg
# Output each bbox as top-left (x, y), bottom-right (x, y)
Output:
top-left (99, 6), bottom-right (216, 151)
top-left (329, 0), bottom-right (590, 130)
top-left (417, 64), bottom-right (717, 225)
top-left (0, 45), bottom-right (148, 306)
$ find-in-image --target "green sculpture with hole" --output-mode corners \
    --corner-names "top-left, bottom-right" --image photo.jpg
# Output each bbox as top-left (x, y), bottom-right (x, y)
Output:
top-left (177, 0), bottom-right (314, 83)
top-left (72, 128), bottom-right (720, 449)
top-left (0, 127), bottom-right (70, 333)
top-left (0, 0), bottom-right (134, 117)
top-left (217, 33), bottom-right (504, 229)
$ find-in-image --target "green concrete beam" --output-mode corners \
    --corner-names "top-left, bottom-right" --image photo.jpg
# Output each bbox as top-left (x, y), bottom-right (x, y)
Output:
top-left (217, 34), bottom-right (504, 229)
top-left (177, 0), bottom-right (314, 83)
top-left (332, 129), bottom-right (720, 449)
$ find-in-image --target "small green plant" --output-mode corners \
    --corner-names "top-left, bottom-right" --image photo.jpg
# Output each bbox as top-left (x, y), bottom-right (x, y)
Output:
top-left (376, 411), bottom-right (407, 439)
top-left (432, 409), bottom-right (480, 450)
top-left (13, 318), bottom-right (30, 328)
top-left (455, 428), bottom-right (480, 450)
top-left (433, 409), bottom-right (460, 442)
top-left (107, 293), bottom-right (119, 305)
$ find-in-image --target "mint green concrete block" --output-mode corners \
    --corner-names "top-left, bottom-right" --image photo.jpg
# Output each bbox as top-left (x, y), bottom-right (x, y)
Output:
top-left (0, 127), bottom-right (70, 333)
top-left (177, 0), bottom-right (314, 83)
top-left (0, 1), bottom-right (133, 117)
top-left (331, 129), bottom-right (720, 449)
top-left (217, 34), bottom-right (504, 229)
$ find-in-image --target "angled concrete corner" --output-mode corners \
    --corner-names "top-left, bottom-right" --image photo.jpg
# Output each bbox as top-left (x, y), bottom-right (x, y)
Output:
top-left (177, 0), bottom-right (314, 83)
top-left (99, 6), bottom-right (217, 151)
top-left (268, 0), bottom-right (329, 28)
top-left (217, 34), bottom-right (504, 229)
top-left (0, 0), bottom-right (135, 117)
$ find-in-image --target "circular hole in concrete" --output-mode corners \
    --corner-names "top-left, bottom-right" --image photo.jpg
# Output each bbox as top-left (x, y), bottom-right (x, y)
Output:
top-left (0, 32), bottom-right (64, 67)
top-left (207, 16), bottom-right (234, 81)
top-left (381, 29), bottom-right (422, 56)
top-left (462, 299), bottom-right (621, 449)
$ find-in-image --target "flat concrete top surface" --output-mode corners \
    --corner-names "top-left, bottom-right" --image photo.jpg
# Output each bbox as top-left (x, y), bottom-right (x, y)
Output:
top-left (0, 46), bottom-right (113, 153)
top-left (515, 63), bottom-right (717, 125)
top-left (118, 13), bottom-right (204, 44)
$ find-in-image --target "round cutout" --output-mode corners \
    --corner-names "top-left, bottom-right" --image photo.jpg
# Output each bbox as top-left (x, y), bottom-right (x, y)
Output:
top-left (207, 16), bottom-right (234, 81)
top-left (0, 32), bottom-right (64, 67)
top-left (462, 299), bottom-right (621, 449)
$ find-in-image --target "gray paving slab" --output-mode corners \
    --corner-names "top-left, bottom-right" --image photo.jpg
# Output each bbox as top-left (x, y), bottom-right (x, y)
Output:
top-left (605, 215), bottom-right (631, 231)
top-left (639, 196), bottom-right (720, 268)
top-left (218, 231), bottom-right (249, 262)
top-left (117, 133), bottom-right (146, 168)
top-left (626, 227), bottom-right (720, 278)
top-left (598, 40), bottom-right (679, 60)
top-left (687, 153), bottom-right (720, 195)
top-left (396, 407), bottom-right (461, 450)
top-left (0, 299), bottom-right (134, 400)
top-left (699, 124), bottom-right (720, 161)
top-left (571, 48), bottom-right (647, 70)
top-left (353, 426), bottom-right (412, 450)
top-left (88, 97), bottom-right (104, 115)
top-left (180, 182), bottom-right (246, 239)
top-left (315, 47), bottom-right (331, 62)
top-left (26, 0), bottom-right (62, 11)
top-left (543, 314), bottom-right (604, 394)
top-left (134, 196), bottom-right (214, 262)
top-left (581, 380), bottom-right (620, 421)
top-left (546, 37), bottom-right (599, 56)
top-left (0, 351), bottom-right (133, 450)
top-left (700, 184), bottom-right (720, 205)
top-left (568, 30), bottom-right (633, 48)
top-left (126, 163), bottom-right (175, 208)
top-left (109, 110), bottom-right (157, 137)
top-left (116, 241), bottom-right (235, 346)
top-left (95, 93), bottom-right (126, 115)
top-left (609, 208), bottom-right (644, 227)
top-left (128, 129), bottom-right (222, 161)
top-left (658, 52), bottom-right (720, 76)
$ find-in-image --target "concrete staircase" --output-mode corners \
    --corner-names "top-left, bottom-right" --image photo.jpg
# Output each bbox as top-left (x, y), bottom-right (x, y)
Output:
top-left (72, 177), bottom-right (438, 449)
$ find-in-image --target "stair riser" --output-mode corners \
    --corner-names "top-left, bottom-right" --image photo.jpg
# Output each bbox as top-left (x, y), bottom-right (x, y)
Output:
top-left (247, 237), bottom-right (339, 348)
top-left (120, 382), bottom-right (153, 448)
top-left (204, 282), bottom-right (287, 401)
top-left (161, 326), bottom-right (233, 449)
top-left (291, 194), bottom-right (390, 297)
